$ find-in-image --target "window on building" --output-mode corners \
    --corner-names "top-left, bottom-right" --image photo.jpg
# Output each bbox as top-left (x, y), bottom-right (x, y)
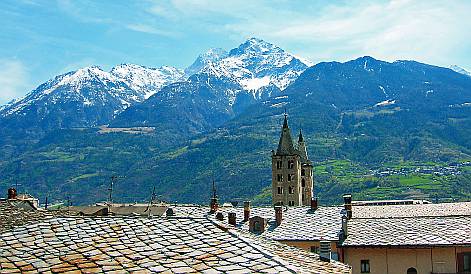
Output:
top-left (288, 186), bottom-right (294, 194)
top-left (302, 194), bottom-right (305, 201)
top-left (288, 160), bottom-right (294, 169)
top-left (465, 253), bottom-right (471, 272)
top-left (301, 169), bottom-right (305, 176)
top-left (360, 260), bottom-right (370, 273)
top-left (288, 200), bottom-right (295, 206)
top-left (277, 174), bottom-right (283, 182)
top-left (276, 160), bottom-right (282, 169)
top-left (459, 253), bottom-right (471, 272)
top-left (301, 178), bottom-right (306, 187)
top-left (310, 246), bottom-right (319, 254)
top-left (406, 268), bottom-right (417, 274)
top-left (287, 174), bottom-right (293, 181)
top-left (277, 187), bottom-right (283, 194)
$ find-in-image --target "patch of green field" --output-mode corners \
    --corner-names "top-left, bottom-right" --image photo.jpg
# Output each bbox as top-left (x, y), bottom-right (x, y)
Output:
top-left (70, 173), bottom-right (100, 182)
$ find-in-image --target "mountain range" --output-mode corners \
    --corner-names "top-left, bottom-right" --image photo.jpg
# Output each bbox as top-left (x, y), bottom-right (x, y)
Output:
top-left (0, 38), bottom-right (470, 205)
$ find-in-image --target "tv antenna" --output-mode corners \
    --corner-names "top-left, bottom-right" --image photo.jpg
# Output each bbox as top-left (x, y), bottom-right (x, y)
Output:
top-left (108, 175), bottom-right (125, 206)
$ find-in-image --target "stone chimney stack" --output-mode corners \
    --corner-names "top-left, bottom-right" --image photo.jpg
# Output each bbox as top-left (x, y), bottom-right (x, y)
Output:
top-left (209, 180), bottom-right (219, 213)
top-left (7, 188), bottom-right (17, 200)
top-left (228, 212), bottom-right (237, 226)
top-left (343, 194), bottom-right (352, 219)
top-left (274, 206), bottom-right (283, 226)
top-left (319, 240), bottom-right (331, 262)
top-left (244, 201), bottom-right (251, 222)
top-left (341, 215), bottom-right (348, 240)
top-left (310, 197), bottom-right (318, 211)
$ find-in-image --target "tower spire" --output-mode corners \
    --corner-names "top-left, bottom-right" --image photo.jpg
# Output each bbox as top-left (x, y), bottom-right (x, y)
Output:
top-left (283, 109), bottom-right (288, 128)
top-left (277, 112), bottom-right (296, 155)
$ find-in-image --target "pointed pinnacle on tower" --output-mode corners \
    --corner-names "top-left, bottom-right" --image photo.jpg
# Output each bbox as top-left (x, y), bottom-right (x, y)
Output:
top-left (283, 109), bottom-right (288, 129)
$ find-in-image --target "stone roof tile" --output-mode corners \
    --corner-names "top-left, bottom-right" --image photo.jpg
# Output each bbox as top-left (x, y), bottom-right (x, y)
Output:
top-left (0, 217), bottom-right (351, 274)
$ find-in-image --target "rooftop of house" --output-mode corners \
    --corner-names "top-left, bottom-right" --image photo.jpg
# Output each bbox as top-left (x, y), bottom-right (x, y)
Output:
top-left (342, 202), bottom-right (471, 247)
top-left (170, 201), bottom-right (471, 247)
top-left (351, 201), bottom-right (471, 219)
top-left (0, 200), bottom-right (72, 234)
top-left (342, 215), bottom-right (471, 247)
top-left (0, 216), bottom-right (351, 273)
top-left (171, 205), bottom-right (345, 241)
top-left (68, 203), bottom-right (168, 217)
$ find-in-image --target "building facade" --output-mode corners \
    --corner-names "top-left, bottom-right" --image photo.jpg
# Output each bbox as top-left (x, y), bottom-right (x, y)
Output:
top-left (271, 114), bottom-right (313, 206)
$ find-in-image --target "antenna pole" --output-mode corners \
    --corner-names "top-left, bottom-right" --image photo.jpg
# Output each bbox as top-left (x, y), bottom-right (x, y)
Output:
top-left (108, 175), bottom-right (117, 205)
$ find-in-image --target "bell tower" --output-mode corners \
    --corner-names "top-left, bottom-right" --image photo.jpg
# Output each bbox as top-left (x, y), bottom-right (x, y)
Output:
top-left (271, 113), bottom-right (313, 206)
top-left (297, 129), bottom-right (313, 205)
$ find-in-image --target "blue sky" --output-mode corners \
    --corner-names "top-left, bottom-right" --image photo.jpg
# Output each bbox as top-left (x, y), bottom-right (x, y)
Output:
top-left (1, 0), bottom-right (471, 104)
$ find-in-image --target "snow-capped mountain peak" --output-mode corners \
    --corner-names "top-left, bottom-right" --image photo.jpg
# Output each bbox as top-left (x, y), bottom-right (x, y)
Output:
top-left (110, 64), bottom-right (184, 99)
top-left (185, 48), bottom-right (228, 77)
top-left (0, 64), bottom-right (184, 123)
top-left (450, 65), bottom-right (471, 77)
top-left (199, 37), bottom-right (312, 92)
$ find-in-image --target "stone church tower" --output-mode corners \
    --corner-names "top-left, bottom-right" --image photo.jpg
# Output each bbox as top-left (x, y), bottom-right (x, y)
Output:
top-left (271, 114), bottom-right (313, 206)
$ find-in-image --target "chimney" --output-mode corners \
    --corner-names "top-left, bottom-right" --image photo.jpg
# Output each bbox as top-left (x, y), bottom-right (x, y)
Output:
top-left (244, 201), bottom-right (251, 222)
top-left (209, 180), bottom-right (219, 213)
top-left (341, 215), bottom-right (348, 240)
top-left (216, 212), bottom-right (224, 221)
top-left (319, 240), bottom-right (331, 262)
top-left (7, 188), bottom-right (17, 200)
top-left (274, 205), bottom-right (283, 226)
top-left (166, 207), bottom-right (175, 217)
top-left (310, 197), bottom-right (319, 211)
top-left (343, 194), bottom-right (352, 219)
top-left (228, 212), bottom-right (237, 226)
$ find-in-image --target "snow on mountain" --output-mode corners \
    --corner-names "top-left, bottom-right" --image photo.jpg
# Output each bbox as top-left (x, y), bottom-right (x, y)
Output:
top-left (1, 64), bottom-right (183, 119)
top-left (198, 38), bottom-right (311, 97)
top-left (450, 65), bottom-right (471, 77)
top-left (184, 48), bottom-right (228, 77)
top-left (111, 64), bottom-right (184, 99)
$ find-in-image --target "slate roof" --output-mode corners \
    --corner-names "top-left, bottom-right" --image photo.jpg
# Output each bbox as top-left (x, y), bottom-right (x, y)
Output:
top-left (0, 216), bottom-right (351, 273)
top-left (172, 205), bottom-right (345, 242)
top-left (69, 204), bottom-right (168, 217)
top-left (342, 202), bottom-right (471, 247)
top-left (342, 216), bottom-right (471, 247)
top-left (0, 200), bottom-right (71, 234)
top-left (352, 201), bottom-right (471, 219)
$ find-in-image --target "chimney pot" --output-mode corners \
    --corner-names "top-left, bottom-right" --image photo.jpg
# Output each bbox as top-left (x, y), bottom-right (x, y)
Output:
top-left (210, 197), bottom-right (219, 213)
top-left (166, 208), bottom-right (174, 217)
top-left (228, 212), bottom-right (237, 226)
top-left (244, 201), bottom-right (251, 222)
top-left (274, 205), bottom-right (283, 226)
top-left (319, 240), bottom-right (331, 262)
top-left (343, 194), bottom-right (352, 218)
top-left (7, 188), bottom-right (17, 200)
top-left (310, 197), bottom-right (318, 211)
